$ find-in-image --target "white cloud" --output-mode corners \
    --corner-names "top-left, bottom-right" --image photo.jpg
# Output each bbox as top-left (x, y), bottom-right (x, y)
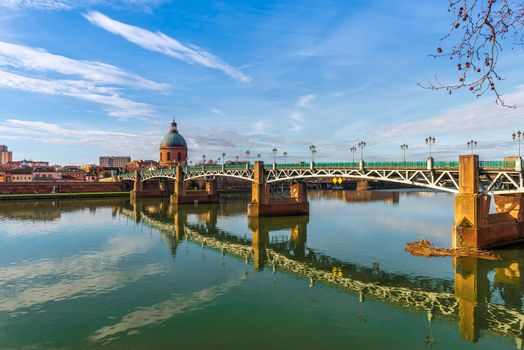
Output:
top-left (374, 88), bottom-right (524, 140)
top-left (0, 0), bottom-right (165, 11)
top-left (0, 0), bottom-right (71, 9)
top-left (0, 119), bottom-right (143, 152)
top-left (297, 94), bottom-right (316, 108)
top-left (252, 120), bottom-right (267, 132)
top-left (0, 40), bottom-right (166, 118)
top-left (0, 41), bottom-right (168, 90)
top-left (290, 111), bottom-right (304, 131)
top-left (84, 11), bottom-right (252, 83)
top-left (0, 70), bottom-right (154, 118)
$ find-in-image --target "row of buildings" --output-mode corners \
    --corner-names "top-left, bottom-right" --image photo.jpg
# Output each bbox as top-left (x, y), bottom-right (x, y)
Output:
top-left (1, 166), bottom-right (99, 183)
top-left (0, 120), bottom-right (189, 183)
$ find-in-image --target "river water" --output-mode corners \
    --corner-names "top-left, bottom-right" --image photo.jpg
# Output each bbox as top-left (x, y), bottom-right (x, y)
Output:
top-left (0, 190), bottom-right (523, 349)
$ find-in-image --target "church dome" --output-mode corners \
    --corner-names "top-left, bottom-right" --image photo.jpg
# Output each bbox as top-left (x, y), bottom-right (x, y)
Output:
top-left (160, 119), bottom-right (187, 149)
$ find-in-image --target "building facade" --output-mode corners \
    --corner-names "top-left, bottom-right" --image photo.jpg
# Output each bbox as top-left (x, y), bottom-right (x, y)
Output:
top-left (99, 156), bottom-right (131, 169)
top-left (32, 167), bottom-right (62, 181)
top-left (0, 145), bottom-right (13, 165)
top-left (160, 119), bottom-right (188, 167)
top-left (7, 168), bottom-right (32, 182)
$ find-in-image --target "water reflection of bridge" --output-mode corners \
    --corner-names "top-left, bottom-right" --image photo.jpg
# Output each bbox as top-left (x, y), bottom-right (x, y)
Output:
top-left (121, 199), bottom-right (524, 347)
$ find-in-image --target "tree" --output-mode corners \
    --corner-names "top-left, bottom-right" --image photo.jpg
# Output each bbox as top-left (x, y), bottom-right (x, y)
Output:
top-left (421, 0), bottom-right (524, 107)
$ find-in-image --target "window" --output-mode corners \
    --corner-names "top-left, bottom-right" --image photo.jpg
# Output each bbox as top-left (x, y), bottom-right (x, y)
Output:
top-left (167, 152), bottom-right (171, 161)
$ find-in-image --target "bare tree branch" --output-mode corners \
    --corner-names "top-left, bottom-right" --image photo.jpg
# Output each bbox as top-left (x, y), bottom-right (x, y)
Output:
top-left (420, 0), bottom-right (524, 107)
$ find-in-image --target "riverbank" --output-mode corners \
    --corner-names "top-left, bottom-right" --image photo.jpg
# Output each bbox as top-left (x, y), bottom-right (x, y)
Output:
top-left (0, 192), bottom-right (130, 201)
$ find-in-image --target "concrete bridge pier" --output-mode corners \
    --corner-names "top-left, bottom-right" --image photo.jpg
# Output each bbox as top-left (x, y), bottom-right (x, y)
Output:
top-left (130, 171), bottom-right (143, 199)
top-left (170, 166), bottom-right (219, 205)
top-left (130, 171), bottom-right (170, 198)
top-left (248, 161), bottom-right (309, 217)
top-left (159, 179), bottom-right (170, 197)
top-left (453, 155), bottom-right (524, 248)
top-left (356, 180), bottom-right (368, 191)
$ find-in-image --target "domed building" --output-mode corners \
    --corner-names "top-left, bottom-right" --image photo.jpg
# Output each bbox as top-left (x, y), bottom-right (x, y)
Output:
top-left (159, 119), bottom-right (188, 167)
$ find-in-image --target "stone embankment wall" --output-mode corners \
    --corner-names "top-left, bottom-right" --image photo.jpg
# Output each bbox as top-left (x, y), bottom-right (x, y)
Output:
top-left (0, 182), bottom-right (126, 194)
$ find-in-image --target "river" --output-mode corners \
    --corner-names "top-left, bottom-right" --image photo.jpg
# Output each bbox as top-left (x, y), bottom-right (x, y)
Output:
top-left (0, 190), bottom-right (522, 349)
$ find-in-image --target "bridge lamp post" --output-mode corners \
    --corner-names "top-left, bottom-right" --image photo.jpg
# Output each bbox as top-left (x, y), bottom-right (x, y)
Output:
top-left (425, 137), bottom-right (436, 159)
top-left (350, 146), bottom-right (357, 164)
top-left (358, 141), bottom-right (366, 161)
top-left (257, 153), bottom-right (261, 161)
top-left (272, 148), bottom-right (278, 165)
top-left (512, 131), bottom-right (523, 159)
top-left (236, 155), bottom-right (239, 163)
top-left (202, 155), bottom-right (206, 165)
top-left (245, 150), bottom-right (250, 163)
top-left (467, 140), bottom-right (477, 155)
top-left (283, 151), bottom-right (288, 164)
top-left (400, 144), bottom-right (408, 164)
top-left (358, 141), bottom-right (366, 170)
top-left (221, 153), bottom-right (226, 166)
top-left (309, 145), bottom-right (316, 164)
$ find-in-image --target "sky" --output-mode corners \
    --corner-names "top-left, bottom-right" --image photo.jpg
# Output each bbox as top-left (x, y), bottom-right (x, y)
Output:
top-left (0, 0), bottom-right (523, 165)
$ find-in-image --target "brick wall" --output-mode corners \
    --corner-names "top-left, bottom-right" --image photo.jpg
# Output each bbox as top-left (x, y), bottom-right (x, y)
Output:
top-left (0, 182), bottom-right (126, 194)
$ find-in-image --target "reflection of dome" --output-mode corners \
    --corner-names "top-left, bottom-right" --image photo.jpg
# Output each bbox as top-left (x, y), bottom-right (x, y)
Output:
top-left (160, 120), bottom-right (187, 149)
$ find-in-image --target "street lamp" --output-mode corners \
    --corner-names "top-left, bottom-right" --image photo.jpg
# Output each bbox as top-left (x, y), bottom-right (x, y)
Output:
top-left (309, 145), bottom-right (316, 163)
top-left (283, 151), bottom-right (288, 164)
top-left (257, 153), bottom-right (261, 161)
top-left (513, 131), bottom-right (523, 158)
top-left (400, 144), bottom-right (408, 163)
top-left (235, 155), bottom-right (239, 163)
top-left (221, 152), bottom-right (226, 165)
top-left (272, 148), bottom-right (278, 164)
top-left (217, 157), bottom-right (221, 165)
top-left (467, 140), bottom-right (478, 155)
top-left (245, 150), bottom-right (250, 163)
top-left (202, 155), bottom-right (206, 165)
top-left (358, 141), bottom-right (366, 161)
top-left (350, 146), bottom-right (357, 164)
top-left (425, 136), bottom-right (436, 158)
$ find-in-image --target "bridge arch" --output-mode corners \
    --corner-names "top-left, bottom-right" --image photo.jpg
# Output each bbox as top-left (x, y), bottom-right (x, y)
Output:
top-left (183, 173), bottom-right (254, 183)
top-left (266, 174), bottom-right (458, 194)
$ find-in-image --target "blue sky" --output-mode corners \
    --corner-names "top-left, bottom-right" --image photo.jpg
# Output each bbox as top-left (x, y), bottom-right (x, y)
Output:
top-left (0, 0), bottom-right (523, 165)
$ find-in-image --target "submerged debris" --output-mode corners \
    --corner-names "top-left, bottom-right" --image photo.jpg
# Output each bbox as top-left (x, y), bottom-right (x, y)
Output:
top-left (405, 239), bottom-right (501, 261)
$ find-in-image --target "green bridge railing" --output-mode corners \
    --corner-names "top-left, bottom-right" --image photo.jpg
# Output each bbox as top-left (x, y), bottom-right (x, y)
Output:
top-left (120, 160), bottom-right (518, 178)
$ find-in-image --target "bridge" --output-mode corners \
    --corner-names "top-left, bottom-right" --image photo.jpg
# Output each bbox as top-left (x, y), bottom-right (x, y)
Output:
top-left (120, 155), bottom-right (524, 249)
top-left (120, 201), bottom-right (524, 346)
top-left (121, 158), bottom-right (523, 195)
